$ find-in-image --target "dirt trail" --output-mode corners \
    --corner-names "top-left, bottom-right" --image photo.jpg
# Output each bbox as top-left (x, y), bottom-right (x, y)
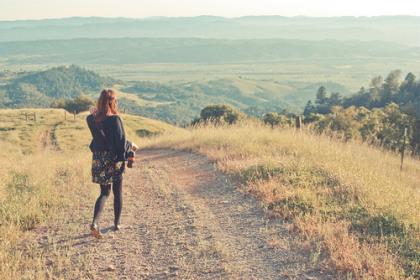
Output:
top-left (35, 149), bottom-right (327, 279)
top-left (39, 122), bottom-right (61, 151)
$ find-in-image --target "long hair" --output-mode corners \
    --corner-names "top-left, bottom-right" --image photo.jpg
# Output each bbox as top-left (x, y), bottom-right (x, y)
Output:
top-left (94, 89), bottom-right (118, 123)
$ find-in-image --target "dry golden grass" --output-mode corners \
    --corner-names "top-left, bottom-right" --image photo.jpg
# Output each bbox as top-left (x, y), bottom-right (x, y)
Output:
top-left (143, 122), bottom-right (420, 279)
top-left (0, 108), bottom-right (175, 279)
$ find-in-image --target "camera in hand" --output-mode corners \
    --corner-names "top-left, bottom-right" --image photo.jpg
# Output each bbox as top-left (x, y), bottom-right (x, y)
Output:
top-left (127, 151), bottom-right (135, 168)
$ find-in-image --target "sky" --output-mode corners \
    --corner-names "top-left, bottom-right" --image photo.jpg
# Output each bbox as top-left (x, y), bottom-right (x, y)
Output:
top-left (1, 0), bottom-right (420, 20)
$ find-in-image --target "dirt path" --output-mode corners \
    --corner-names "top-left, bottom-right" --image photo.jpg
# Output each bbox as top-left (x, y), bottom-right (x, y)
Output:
top-left (34, 149), bottom-right (328, 279)
top-left (39, 121), bottom-right (61, 151)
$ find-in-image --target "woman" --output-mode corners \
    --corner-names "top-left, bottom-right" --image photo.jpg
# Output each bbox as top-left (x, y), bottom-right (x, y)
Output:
top-left (86, 89), bottom-right (137, 239)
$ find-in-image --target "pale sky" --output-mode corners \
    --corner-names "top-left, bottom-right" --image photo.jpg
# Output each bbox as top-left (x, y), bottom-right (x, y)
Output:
top-left (1, 0), bottom-right (420, 20)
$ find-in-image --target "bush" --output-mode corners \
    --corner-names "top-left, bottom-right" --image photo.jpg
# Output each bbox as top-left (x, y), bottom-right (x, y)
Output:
top-left (263, 112), bottom-right (291, 128)
top-left (198, 104), bottom-right (244, 125)
top-left (52, 95), bottom-right (94, 114)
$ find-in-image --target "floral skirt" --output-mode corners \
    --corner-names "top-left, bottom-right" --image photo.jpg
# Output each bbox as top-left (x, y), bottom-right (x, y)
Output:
top-left (91, 151), bottom-right (125, 185)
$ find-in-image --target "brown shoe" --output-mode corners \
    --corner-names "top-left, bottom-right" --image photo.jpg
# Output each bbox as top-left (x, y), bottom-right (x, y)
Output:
top-left (90, 223), bottom-right (102, 239)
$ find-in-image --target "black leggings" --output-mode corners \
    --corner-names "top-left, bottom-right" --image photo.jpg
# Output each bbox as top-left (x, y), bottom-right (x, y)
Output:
top-left (92, 176), bottom-right (123, 226)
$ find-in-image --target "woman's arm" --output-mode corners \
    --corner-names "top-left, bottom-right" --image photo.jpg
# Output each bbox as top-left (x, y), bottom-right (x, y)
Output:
top-left (113, 116), bottom-right (127, 162)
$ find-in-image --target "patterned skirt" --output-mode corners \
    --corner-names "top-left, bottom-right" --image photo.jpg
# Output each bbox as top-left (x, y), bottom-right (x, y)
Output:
top-left (91, 151), bottom-right (125, 185)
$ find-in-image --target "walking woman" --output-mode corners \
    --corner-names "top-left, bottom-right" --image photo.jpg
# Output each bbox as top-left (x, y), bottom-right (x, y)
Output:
top-left (86, 89), bottom-right (137, 238)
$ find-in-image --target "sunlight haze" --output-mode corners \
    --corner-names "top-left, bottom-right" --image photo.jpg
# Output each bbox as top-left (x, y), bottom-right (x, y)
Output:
top-left (1, 0), bottom-right (420, 20)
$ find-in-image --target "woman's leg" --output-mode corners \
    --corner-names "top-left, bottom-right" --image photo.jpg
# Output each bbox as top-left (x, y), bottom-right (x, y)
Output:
top-left (112, 175), bottom-right (123, 228)
top-left (92, 184), bottom-right (111, 226)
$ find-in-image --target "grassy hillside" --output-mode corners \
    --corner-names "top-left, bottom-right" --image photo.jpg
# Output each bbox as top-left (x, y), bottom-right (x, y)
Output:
top-left (1, 65), bottom-right (115, 108)
top-left (1, 109), bottom-right (419, 278)
top-left (0, 109), bottom-right (175, 279)
top-left (143, 123), bottom-right (420, 279)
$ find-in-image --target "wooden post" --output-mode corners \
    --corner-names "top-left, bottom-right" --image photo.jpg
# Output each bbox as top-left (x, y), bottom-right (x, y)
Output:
top-left (64, 111), bottom-right (67, 121)
top-left (24, 112), bottom-right (28, 121)
top-left (33, 112), bottom-right (36, 122)
top-left (295, 116), bottom-right (302, 130)
top-left (400, 127), bottom-right (407, 171)
top-left (73, 111), bottom-right (76, 120)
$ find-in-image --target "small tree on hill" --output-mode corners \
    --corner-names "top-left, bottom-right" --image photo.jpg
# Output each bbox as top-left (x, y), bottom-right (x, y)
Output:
top-left (53, 95), bottom-right (95, 114)
top-left (199, 104), bottom-right (244, 125)
top-left (263, 112), bottom-right (290, 128)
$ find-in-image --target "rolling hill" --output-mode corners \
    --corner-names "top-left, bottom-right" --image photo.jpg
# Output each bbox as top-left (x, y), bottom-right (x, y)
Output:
top-left (0, 65), bottom-right (115, 108)
top-left (2, 65), bottom-right (353, 124)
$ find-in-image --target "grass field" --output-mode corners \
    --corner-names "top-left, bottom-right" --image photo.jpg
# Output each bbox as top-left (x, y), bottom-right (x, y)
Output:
top-left (143, 123), bottom-right (420, 279)
top-left (5, 59), bottom-right (420, 91)
top-left (0, 108), bottom-right (175, 279)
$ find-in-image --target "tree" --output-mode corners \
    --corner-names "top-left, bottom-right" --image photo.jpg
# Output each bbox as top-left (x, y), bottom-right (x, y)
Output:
top-left (370, 76), bottom-right (384, 89)
top-left (404, 72), bottom-right (416, 86)
top-left (199, 104), bottom-right (244, 125)
top-left (382, 70), bottom-right (403, 105)
top-left (378, 103), bottom-right (414, 151)
top-left (385, 70), bottom-right (403, 93)
top-left (53, 95), bottom-right (95, 114)
top-left (328, 92), bottom-right (342, 107)
top-left (303, 100), bottom-right (316, 117)
top-left (263, 112), bottom-right (290, 128)
top-left (315, 86), bottom-right (328, 105)
top-left (315, 106), bottom-right (362, 141)
top-left (303, 70), bottom-right (420, 154)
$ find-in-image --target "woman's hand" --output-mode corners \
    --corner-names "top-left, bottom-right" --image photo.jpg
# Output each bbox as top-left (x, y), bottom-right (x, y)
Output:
top-left (131, 142), bottom-right (139, 151)
top-left (89, 107), bottom-right (98, 115)
top-left (114, 161), bottom-right (124, 170)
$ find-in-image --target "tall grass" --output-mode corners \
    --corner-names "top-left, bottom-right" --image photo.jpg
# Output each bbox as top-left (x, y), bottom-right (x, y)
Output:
top-left (0, 151), bottom-right (91, 279)
top-left (0, 109), bottom-right (173, 279)
top-left (143, 122), bottom-right (420, 279)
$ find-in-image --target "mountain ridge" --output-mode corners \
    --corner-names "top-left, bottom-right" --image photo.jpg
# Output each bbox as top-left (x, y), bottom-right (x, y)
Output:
top-left (1, 16), bottom-right (419, 45)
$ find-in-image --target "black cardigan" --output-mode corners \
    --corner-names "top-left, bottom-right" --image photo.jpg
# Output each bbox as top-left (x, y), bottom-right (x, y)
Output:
top-left (87, 114), bottom-right (128, 162)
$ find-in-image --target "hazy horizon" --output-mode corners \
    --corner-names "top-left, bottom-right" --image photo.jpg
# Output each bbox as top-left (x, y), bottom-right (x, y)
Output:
top-left (1, 0), bottom-right (420, 21)
top-left (2, 14), bottom-right (420, 22)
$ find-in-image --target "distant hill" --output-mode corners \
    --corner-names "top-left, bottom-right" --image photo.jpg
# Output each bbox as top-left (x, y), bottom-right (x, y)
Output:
top-left (1, 66), bottom-right (321, 123)
top-left (1, 38), bottom-right (419, 65)
top-left (0, 16), bottom-right (420, 46)
top-left (118, 78), bottom-right (294, 124)
top-left (1, 65), bottom-right (115, 108)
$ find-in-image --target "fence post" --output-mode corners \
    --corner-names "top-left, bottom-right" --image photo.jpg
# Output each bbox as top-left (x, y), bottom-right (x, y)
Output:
top-left (295, 116), bottom-right (302, 130)
top-left (64, 111), bottom-right (67, 121)
top-left (400, 127), bottom-right (407, 171)
top-left (73, 111), bottom-right (76, 120)
top-left (25, 112), bottom-right (28, 121)
top-left (33, 112), bottom-right (36, 122)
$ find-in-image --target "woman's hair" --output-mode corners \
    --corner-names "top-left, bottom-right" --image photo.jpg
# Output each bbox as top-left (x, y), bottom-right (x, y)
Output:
top-left (95, 89), bottom-right (119, 123)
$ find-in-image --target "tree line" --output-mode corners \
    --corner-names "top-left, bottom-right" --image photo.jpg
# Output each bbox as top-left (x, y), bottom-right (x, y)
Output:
top-left (302, 70), bottom-right (419, 154)
top-left (198, 70), bottom-right (420, 156)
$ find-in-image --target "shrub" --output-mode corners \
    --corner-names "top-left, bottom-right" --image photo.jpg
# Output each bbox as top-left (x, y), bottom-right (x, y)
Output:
top-left (52, 95), bottom-right (94, 114)
top-left (198, 104), bottom-right (244, 125)
top-left (263, 112), bottom-right (291, 128)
